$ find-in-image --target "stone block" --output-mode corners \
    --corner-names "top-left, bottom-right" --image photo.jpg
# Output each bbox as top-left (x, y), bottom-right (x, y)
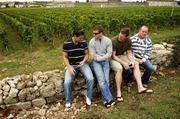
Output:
top-left (32, 98), bottom-right (46, 107)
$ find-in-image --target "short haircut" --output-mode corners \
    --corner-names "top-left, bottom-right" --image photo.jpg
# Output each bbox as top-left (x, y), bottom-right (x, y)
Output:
top-left (139, 25), bottom-right (148, 31)
top-left (93, 25), bottom-right (104, 33)
top-left (72, 28), bottom-right (84, 37)
top-left (120, 28), bottom-right (130, 37)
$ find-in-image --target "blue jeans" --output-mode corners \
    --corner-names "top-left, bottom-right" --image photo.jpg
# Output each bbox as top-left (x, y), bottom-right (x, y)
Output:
top-left (91, 61), bottom-right (113, 103)
top-left (140, 60), bottom-right (154, 85)
top-left (64, 64), bottom-right (94, 104)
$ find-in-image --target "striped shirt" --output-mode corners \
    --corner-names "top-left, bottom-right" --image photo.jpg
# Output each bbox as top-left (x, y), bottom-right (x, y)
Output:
top-left (63, 38), bottom-right (88, 65)
top-left (130, 34), bottom-right (152, 62)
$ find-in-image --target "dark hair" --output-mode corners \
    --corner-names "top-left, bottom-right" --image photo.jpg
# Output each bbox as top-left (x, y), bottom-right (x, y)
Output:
top-left (93, 25), bottom-right (104, 33)
top-left (120, 28), bottom-right (130, 37)
top-left (72, 28), bottom-right (84, 37)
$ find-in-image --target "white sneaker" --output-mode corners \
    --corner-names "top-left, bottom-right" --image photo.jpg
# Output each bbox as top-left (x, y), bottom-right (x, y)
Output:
top-left (86, 96), bottom-right (91, 106)
top-left (65, 103), bottom-right (71, 108)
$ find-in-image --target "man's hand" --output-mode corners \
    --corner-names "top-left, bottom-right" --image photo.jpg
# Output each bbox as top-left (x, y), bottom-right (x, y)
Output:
top-left (79, 61), bottom-right (85, 67)
top-left (67, 66), bottom-right (75, 76)
top-left (123, 62), bottom-right (130, 70)
top-left (129, 61), bottom-right (134, 68)
top-left (136, 58), bottom-right (143, 64)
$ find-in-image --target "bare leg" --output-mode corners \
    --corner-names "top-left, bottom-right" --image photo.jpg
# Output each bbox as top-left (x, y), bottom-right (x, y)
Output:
top-left (133, 61), bottom-right (146, 92)
top-left (115, 69), bottom-right (123, 97)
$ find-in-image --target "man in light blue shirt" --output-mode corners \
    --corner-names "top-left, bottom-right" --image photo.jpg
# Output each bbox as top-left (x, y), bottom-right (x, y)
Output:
top-left (89, 25), bottom-right (115, 108)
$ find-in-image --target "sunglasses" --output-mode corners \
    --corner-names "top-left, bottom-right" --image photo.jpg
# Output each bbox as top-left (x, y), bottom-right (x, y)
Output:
top-left (93, 32), bottom-right (100, 35)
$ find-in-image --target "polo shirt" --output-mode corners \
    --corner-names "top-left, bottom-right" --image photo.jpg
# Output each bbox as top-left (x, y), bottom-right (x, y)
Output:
top-left (63, 38), bottom-right (88, 65)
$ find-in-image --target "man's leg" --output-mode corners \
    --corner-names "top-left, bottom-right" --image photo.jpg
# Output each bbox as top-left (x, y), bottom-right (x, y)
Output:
top-left (110, 60), bottom-right (123, 98)
top-left (102, 61), bottom-right (110, 86)
top-left (80, 64), bottom-right (94, 105)
top-left (92, 61), bottom-right (113, 103)
top-left (64, 67), bottom-right (76, 107)
top-left (141, 60), bottom-right (154, 86)
top-left (133, 61), bottom-right (147, 92)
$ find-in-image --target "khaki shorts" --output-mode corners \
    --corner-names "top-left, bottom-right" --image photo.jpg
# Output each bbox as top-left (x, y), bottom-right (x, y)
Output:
top-left (110, 55), bottom-right (130, 72)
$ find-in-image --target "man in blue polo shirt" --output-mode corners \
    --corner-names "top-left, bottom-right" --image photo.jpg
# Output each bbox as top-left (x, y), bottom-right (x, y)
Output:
top-left (63, 28), bottom-right (94, 108)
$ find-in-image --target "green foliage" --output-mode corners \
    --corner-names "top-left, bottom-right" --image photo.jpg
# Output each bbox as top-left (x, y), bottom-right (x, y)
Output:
top-left (0, 22), bottom-right (8, 51)
top-left (0, 12), bottom-right (33, 45)
top-left (170, 38), bottom-right (180, 68)
top-left (0, 7), bottom-right (179, 42)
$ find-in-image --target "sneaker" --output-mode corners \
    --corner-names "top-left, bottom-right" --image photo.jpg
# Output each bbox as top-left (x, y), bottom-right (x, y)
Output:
top-left (65, 103), bottom-right (71, 108)
top-left (104, 100), bottom-right (115, 108)
top-left (108, 100), bottom-right (115, 106)
top-left (127, 83), bottom-right (132, 93)
top-left (127, 83), bottom-right (132, 87)
top-left (143, 84), bottom-right (148, 88)
top-left (104, 102), bottom-right (111, 108)
top-left (86, 96), bottom-right (91, 106)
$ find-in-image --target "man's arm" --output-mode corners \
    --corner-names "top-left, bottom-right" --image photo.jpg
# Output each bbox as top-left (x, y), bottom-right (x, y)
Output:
top-left (79, 49), bottom-right (89, 66)
top-left (96, 40), bottom-right (112, 61)
top-left (144, 38), bottom-right (152, 60)
top-left (127, 50), bottom-right (135, 63)
top-left (112, 51), bottom-right (129, 70)
top-left (89, 40), bottom-right (98, 61)
top-left (63, 52), bottom-right (75, 75)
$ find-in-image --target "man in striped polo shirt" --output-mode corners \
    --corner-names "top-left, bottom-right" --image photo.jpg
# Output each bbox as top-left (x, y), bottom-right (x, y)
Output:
top-left (131, 25), bottom-right (154, 88)
top-left (63, 28), bottom-right (94, 108)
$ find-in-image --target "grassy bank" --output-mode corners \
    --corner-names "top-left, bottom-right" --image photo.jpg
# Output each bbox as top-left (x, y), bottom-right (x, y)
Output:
top-left (77, 69), bottom-right (180, 119)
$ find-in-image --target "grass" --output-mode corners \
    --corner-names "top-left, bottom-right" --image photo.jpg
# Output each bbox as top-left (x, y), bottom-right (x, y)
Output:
top-left (77, 69), bottom-right (180, 119)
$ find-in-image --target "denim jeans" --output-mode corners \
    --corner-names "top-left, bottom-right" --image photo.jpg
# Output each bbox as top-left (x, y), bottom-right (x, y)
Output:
top-left (91, 61), bottom-right (113, 103)
top-left (140, 59), bottom-right (154, 85)
top-left (64, 64), bottom-right (94, 104)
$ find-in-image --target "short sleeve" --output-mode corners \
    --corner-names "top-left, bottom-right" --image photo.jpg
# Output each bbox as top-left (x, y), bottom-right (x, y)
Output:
top-left (127, 39), bottom-right (132, 50)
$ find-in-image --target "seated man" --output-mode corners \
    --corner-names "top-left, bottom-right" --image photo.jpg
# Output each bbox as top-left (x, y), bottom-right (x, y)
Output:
top-left (89, 25), bottom-right (115, 108)
top-left (63, 28), bottom-right (94, 108)
top-left (110, 28), bottom-right (148, 101)
top-left (131, 25), bottom-right (154, 88)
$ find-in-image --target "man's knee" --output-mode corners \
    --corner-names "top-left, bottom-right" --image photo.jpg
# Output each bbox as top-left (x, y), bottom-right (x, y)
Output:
top-left (64, 79), bottom-right (72, 86)
top-left (86, 77), bottom-right (94, 83)
top-left (116, 69), bottom-right (123, 74)
top-left (148, 66), bottom-right (154, 73)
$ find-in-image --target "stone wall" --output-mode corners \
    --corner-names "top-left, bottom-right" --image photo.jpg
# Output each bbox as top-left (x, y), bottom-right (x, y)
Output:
top-left (0, 43), bottom-right (175, 109)
top-left (150, 42), bottom-right (175, 70)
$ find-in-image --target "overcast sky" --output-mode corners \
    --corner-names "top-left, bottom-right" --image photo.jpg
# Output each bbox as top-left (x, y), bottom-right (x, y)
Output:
top-left (0, 0), bottom-right (87, 2)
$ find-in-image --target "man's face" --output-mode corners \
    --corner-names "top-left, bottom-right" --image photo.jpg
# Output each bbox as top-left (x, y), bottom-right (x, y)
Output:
top-left (118, 32), bottom-right (127, 41)
top-left (93, 30), bottom-right (101, 39)
top-left (75, 35), bottom-right (84, 42)
top-left (139, 27), bottom-right (148, 39)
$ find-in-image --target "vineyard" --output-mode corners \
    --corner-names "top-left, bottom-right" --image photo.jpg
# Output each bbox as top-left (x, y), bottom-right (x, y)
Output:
top-left (0, 6), bottom-right (180, 51)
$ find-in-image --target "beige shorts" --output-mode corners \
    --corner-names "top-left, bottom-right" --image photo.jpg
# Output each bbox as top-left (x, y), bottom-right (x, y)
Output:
top-left (110, 55), bottom-right (130, 72)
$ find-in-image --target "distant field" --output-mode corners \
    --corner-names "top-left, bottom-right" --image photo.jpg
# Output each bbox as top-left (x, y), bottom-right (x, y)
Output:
top-left (0, 6), bottom-right (179, 51)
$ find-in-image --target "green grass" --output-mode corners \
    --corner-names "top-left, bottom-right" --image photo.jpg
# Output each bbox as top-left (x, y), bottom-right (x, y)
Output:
top-left (149, 27), bottom-right (180, 43)
top-left (77, 71), bottom-right (180, 119)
